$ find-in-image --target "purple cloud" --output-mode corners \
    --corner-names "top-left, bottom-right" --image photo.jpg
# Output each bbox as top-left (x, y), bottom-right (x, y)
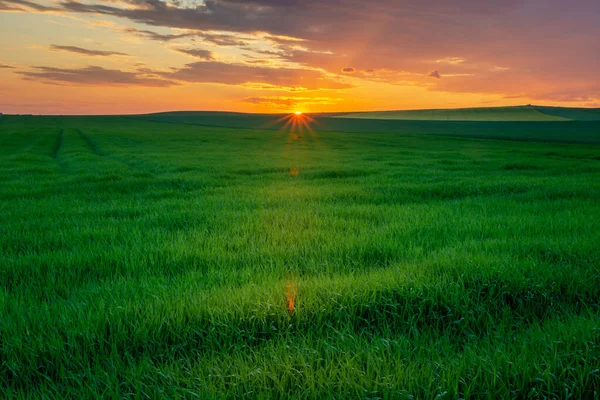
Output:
top-left (159, 61), bottom-right (353, 90)
top-left (50, 45), bottom-right (129, 57)
top-left (173, 48), bottom-right (214, 60)
top-left (19, 66), bottom-right (177, 87)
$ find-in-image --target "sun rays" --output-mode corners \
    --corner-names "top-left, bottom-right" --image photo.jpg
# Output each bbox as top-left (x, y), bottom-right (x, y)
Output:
top-left (275, 112), bottom-right (317, 140)
top-left (257, 110), bottom-right (322, 142)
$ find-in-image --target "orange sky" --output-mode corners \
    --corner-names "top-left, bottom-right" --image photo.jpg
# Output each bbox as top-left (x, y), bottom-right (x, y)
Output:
top-left (1, 0), bottom-right (598, 114)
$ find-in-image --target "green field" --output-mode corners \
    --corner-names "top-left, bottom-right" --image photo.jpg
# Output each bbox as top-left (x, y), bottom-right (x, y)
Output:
top-left (135, 109), bottom-right (600, 144)
top-left (1, 112), bottom-right (600, 398)
top-left (335, 105), bottom-right (600, 122)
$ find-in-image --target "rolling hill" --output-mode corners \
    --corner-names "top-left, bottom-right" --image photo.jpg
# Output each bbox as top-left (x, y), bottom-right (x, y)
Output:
top-left (334, 105), bottom-right (600, 121)
top-left (129, 105), bottom-right (600, 144)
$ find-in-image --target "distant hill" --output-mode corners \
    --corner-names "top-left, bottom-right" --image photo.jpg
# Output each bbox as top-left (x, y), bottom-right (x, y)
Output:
top-left (130, 105), bottom-right (600, 144)
top-left (534, 106), bottom-right (600, 121)
top-left (334, 105), bottom-right (600, 122)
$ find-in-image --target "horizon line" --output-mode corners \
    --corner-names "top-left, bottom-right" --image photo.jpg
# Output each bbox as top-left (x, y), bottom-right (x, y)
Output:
top-left (2, 104), bottom-right (600, 117)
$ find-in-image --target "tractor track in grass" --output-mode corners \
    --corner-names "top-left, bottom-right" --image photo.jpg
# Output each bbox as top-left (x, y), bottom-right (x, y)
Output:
top-left (75, 128), bottom-right (103, 157)
top-left (0, 132), bottom-right (20, 153)
top-left (51, 128), bottom-right (71, 173)
top-left (51, 128), bottom-right (63, 159)
top-left (0, 124), bottom-right (21, 149)
top-left (75, 128), bottom-right (183, 176)
top-left (74, 128), bottom-right (162, 175)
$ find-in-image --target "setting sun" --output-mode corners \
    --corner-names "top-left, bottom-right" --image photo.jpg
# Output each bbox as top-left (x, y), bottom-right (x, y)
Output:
top-left (295, 111), bottom-right (303, 115)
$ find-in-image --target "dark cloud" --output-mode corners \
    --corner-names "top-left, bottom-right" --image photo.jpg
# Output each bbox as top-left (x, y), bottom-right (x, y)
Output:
top-left (241, 48), bottom-right (287, 64)
top-left (55, 0), bottom-right (286, 34)
top-left (201, 33), bottom-right (249, 47)
top-left (429, 70), bottom-right (441, 79)
top-left (341, 67), bottom-right (355, 73)
top-left (173, 48), bottom-right (214, 60)
top-left (123, 27), bottom-right (193, 41)
top-left (124, 27), bottom-right (248, 46)
top-left (220, 0), bottom-right (303, 7)
top-left (160, 61), bottom-right (353, 90)
top-left (50, 45), bottom-right (129, 57)
top-left (47, 0), bottom-right (529, 43)
top-left (18, 66), bottom-right (177, 87)
top-left (16, 60), bottom-right (352, 91)
top-left (1, 0), bottom-right (58, 11)
top-left (0, 64), bottom-right (15, 69)
top-left (0, 2), bottom-right (21, 10)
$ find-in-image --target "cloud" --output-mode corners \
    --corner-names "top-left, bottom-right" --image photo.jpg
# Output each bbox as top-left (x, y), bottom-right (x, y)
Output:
top-left (173, 48), bottom-right (214, 60)
top-left (123, 27), bottom-right (192, 41)
top-left (0, 0), bottom-right (57, 11)
top-left (123, 26), bottom-right (254, 49)
top-left (0, 64), bottom-right (15, 69)
top-left (431, 68), bottom-right (600, 104)
top-left (3, 0), bottom-right (599, 103)
top-left (245, 59), bottom-right (271, 65)
top-left (341, 67), bottom-right (355, 74)
top-left (50, 45), bottom-right (129, 57)
top-left (534, 91), bottom-right (600, 103)
top-left (200, 33), bottom-right (249, 47)
top-left (15, 60), bottom-right (352, 91)
top-left (160, 61), bottom-right (353, 91)
top-left (436, 57), bottom-right (465, 65)
top-left (221, 0), bottom-right (303, 7)
top-left (0, 2), bottom-right (21, 10)
top-left (241, 95), bottom-right (342, 109)
top-left (18, 66), bottom-right (177, 87)
top-left (429, 70), bottom-right (441, 79)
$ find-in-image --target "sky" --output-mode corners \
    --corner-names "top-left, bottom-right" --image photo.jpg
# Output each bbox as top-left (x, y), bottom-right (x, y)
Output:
top-left (0, 0), bottom-right (598, 114)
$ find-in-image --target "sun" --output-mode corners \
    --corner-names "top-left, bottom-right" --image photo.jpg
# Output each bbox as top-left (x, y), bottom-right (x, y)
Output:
top-left (294, 111), bottom-right (303, 115)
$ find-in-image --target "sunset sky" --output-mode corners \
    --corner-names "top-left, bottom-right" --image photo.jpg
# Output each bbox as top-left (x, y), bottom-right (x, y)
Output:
top-left (0, 0), bottom-right (598, 114)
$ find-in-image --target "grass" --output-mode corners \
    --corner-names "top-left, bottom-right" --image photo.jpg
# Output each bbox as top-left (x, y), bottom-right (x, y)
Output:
top-left (335, 105), bottom-right (600, 121)
top-left (134, 111), bottom-right (600, 144)
top-left (334, 105), bottom-right (569, 121)
top-left (1, 113), bottom-right (600, 398)
top-left (536, 106), bottom-right (600, 121)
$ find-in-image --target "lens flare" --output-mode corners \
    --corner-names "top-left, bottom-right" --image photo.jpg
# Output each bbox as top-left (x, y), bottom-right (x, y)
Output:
top-left (282, 112), bottom-right (316, 138)
top-left (259, 111), bottom-right (320, 144)
top-left (285, 279), bottom-right (297, 313)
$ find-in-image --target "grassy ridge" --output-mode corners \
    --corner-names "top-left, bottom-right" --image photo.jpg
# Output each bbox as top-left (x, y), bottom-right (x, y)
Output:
top-left (334, 105), bottom-right (600, 121)
top-left (334, 106), bottom-right (568, 121)
top-left (1, 115), bottom-right (600, 398)
top-left (132, 113), bottom-right (600, 144)
top-left (536, 106), bottom-right (600, 121)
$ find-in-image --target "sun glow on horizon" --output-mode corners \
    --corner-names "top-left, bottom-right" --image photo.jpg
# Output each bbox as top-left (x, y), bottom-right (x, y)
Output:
top-left (295, 111), bottom-right (303, 115)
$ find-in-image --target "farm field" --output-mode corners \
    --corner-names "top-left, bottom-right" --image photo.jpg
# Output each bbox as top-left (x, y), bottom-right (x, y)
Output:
top-left (1, 113), bottom-right (600, 398)
top-left (136, 108), bottom-right (600, 144)
top-left (334, 105), bottom-right (600, 122)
